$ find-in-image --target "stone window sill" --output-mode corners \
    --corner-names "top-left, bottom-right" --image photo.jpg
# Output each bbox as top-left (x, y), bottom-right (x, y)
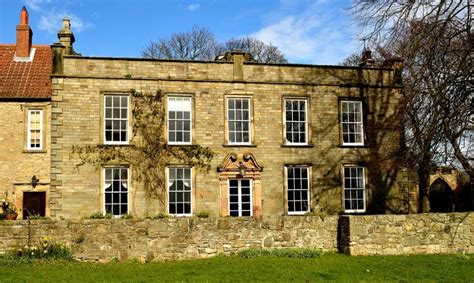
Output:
top-left (99, 144), bottom-right (134, 148)
top-left (223, 144), bottom-right (257, 148)
top-left (22, 150), bottom-right (47, 154)
top-left (337, 145), bottom-right (373, 148)
top-left (281, 144), bottom-right (314, 148)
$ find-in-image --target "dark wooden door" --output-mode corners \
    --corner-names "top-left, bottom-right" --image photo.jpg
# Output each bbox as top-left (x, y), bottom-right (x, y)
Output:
top-left (23, 192), bottom-right (46, 219)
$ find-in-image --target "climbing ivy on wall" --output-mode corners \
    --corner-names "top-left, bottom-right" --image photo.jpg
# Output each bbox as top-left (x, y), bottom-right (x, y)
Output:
top-left (72, 89), bottom-right (214, 203)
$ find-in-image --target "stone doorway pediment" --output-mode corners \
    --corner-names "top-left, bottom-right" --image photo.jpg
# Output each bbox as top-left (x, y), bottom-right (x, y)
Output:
top-left (217, 152), bottom-right (263, 179)
top-left (217, 152), bottom-right (263, 218)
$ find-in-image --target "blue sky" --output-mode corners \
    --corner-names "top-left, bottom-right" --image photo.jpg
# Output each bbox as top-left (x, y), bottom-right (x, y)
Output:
top-left (0, 0), bottom-right (361, 64)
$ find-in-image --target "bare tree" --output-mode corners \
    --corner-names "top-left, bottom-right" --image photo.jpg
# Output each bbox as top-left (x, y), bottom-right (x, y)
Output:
top-left (218, 37), bottom-right (287, 63)
top-left (351, 0), bottom-right (473, 211)
top-left (141, 26), bottom-right (218, 61)
top-left (142, 27), bottom-right (288, 63)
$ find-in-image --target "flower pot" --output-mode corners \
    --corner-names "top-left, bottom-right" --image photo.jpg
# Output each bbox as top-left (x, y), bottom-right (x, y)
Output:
top-left (6, 213), bottom-right (18, 220)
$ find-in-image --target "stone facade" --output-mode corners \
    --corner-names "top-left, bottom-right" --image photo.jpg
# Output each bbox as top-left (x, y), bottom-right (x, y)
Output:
top-left (0, 100), bottom-right (51, 219)
top-left (0, 214), bottom-right (471, 261)
top-left (47, 23), bottom-right (409, 219)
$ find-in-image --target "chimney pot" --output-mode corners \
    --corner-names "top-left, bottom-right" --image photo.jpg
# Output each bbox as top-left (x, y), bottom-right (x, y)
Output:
top-left (20, 6), bottom-right (28, 25)
top-left (63, 17), bottom-right (71, 29)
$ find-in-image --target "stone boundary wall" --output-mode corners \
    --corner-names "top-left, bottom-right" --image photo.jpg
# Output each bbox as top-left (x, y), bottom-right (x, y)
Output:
top-left (0, 213), bottom-right (472, 262)
top-left (346, 213), bottom-right (474, 255)
top-left (0, 216), bottom-right (339, 262)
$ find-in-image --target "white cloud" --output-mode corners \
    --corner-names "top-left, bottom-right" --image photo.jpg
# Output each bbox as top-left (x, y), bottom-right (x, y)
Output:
top-left (187, 4), bottom-right (200, 12)
top-left (38, 12), bottom-right (91, 33)
top-left (252, 16), bottom-right (319, 62)
top-left (251, 1), bottom-right (359, 64)
top-left (24, 0), bottom-right (51, 12)
top-left (25, 0), bottom-right (92, 34)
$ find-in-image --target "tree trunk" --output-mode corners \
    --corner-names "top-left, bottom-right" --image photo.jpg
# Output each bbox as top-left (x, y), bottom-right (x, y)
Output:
top-left (417, 158), bottom-right (432, 213)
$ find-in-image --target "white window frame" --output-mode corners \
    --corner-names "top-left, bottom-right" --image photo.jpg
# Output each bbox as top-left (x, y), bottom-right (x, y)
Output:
top-left (104, 94), bottom-right (129, 145)
top-left (103, 167), bottom-right (130, 216)
top-left (167, 167), bottom-right (193, 217)
top-left (284, 99), bottom-right (308, 145)
top-left (343, 165), bottom-right (366, 213)
top-left (228, 179), bottom-right (253, 217)
top-left (227, 97), bottom-right (251, 145)
top-left (341, 100), bottom-right (364, 146)
top-left (286, 166), bottom-right (310, 215)
top-left (167, 96), bottom-right (192, 145)
top-left (27, 109), bottom-right (43, 150)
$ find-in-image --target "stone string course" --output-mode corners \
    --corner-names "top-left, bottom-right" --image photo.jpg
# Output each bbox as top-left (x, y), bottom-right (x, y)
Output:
top-left (0, 213), bottom-right (472, 262)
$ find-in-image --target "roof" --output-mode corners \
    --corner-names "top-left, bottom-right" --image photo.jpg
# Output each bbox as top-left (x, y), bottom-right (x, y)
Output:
top-left (0, 44), bottom-right (52, 99)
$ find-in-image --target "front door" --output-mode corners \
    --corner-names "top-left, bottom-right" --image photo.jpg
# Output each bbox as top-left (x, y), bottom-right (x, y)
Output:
top-left (229, 179), bottom-right (252, 217)
top-left (23, 192), bottom-right (46, 219)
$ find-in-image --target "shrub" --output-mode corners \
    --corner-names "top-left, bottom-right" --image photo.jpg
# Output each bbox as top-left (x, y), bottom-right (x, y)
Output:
top-left (1, 200), bottom-right (17, 215)
top-left (456, 253), bottom-right (470, 260)
top-left (153, 212), bottom-right (169, 219)
top-left (120, 214), bottom-right (133, 219)
top-left (237, 248), bottom-right (322, 259)
top-left (73, 234), bottom-right (85, 244)
top-left (7, 238), bottom-right (72, 261)
top-left (27, 215), bottom-right (50, 220)
top-left (86, 212), bottom-right (114, 219)
top-left (238, 248), bottom-right (271, 258)
top-left (195, 210), bottom-right (210, 218)
top-left (127, 257), bottom-right (142, 264)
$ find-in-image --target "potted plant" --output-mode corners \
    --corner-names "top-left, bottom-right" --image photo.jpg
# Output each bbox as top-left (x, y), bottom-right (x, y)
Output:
top-left (1, 199), bottom-right (18, 220)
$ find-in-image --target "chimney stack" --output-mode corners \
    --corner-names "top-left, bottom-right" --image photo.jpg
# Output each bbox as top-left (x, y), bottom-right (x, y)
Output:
top-left (57, 17), bottom-right (76, 55)
top-left (359, 47), bottom-right (375, 67)
top-left (16, 6), bottom-right (33, 58)
top-left (58, 17), bottom-right (76, 55)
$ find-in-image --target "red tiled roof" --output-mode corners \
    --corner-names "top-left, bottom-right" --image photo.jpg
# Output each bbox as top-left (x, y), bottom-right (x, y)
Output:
top-left (0, 44), bottom-right (52, 99)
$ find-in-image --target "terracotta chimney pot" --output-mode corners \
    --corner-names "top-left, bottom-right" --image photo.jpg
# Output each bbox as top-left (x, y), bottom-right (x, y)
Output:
top-left (20, 6), bottom-right (28, 24)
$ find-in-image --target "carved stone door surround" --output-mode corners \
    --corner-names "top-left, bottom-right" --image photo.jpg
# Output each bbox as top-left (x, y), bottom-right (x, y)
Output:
top-left (217, 152), bottom-right (263, 217)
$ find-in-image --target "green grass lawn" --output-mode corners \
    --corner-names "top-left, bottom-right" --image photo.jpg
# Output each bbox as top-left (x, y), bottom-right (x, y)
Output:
top-left (1, 253), bottom-right (473, 282)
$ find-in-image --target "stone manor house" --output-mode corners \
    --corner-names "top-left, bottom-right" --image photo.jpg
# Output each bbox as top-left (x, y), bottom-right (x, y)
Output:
top-left (1, 8), bottom-right (410, 220)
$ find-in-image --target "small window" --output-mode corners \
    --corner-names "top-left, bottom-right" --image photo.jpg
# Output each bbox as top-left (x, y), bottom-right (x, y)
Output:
top-left (27, 109), bottom-right (43, 150)
top-left (229, 179), bottom-right (252, 217)
top-left (343, 166), bottom-right (366, 213)
top-left (104, 95), bottom-right (129, 144)
top-left (104, 167), bottom-right (129, 216)
top-left (285, 99), bottom-right (308, 145)
top-left (341, 101), bottom-right (364, 145)
top-left (168, 97), bottom-right (192, 144)
top-left (286, 166), bottom-right (310, 214)
top-left (168, 167), bottom-right (192, 216)
top-left (227, 98), bottom-right (251, 145)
